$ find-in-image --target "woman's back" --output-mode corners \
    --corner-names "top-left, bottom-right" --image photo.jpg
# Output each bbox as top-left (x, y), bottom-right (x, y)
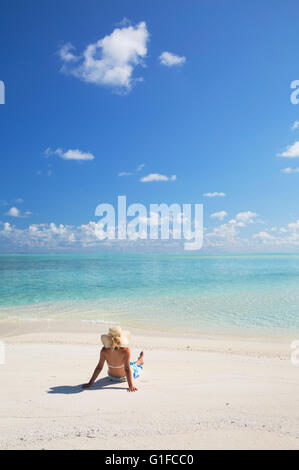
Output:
top-left (104, 347), bottom-right (128, 377)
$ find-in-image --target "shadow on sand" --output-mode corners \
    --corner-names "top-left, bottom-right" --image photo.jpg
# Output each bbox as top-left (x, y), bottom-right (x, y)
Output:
top-left (47, 376), bottom-right (126, 395)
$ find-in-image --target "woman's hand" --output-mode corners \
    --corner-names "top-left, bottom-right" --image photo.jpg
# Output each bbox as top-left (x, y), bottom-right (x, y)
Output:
top-left (127, 385), bottom-right (138, 392)
top-left (82, 382), bottom-right (92, 389)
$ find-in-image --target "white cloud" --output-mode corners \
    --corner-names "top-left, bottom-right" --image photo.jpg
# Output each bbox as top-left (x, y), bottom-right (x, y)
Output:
top-left (140, 173), bottom-right (177, 182)
top-left (6, 207), bottom-right (21, 217)
top-left (61, 149), bottom-right (94, 161)
top-left (250, 219), bottom-right (299, 248)
top-left (115, 17), bottom-right (131, 28)
top-left (45, 148), bottom-right (94, 161)
top-left (203, 192), bottom-right (226, 198)
top-left (210, 211), bottom-right (227, 220)
top-left (235, 211), bottom-right (258, 223)
top-left (159, 51), bottom-right (186, 67)
top-left (3, 222), bottom-right (12, 232)
top-left (286, 220), bottom-right (299, 232)
top-left (281, 167), bottom-right (299, 174)
top-left (118, 172), bottom-right (132, 177)
top-left (5, 206), bottom-right (31, 218)
top-left (3, 213), bottom-right (299, 253)
top-left (205, 220), bottom-right (239, 244)
top-left (292, 120), bottom-right (299, 130)
top-left (205, 209), bottom-right (260, 249)
top-left (228, 219), bottom-right (245, 227)
top-left (58, 42), bottom-right (79, 63)
top-left (277, 141), bottom-right (299, 158)
top-left (252, 231), bottom-right (275, 241)
top-left (59, 21), bottom-right (149, 93)
top-left (0, 221), bottom-right (13, 232)
top-left (0, 220), bottom-right (186, 251)
top-left (0, 221), bottom-right (114, 250)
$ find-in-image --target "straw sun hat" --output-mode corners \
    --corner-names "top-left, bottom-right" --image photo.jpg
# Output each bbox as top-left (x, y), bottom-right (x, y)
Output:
top-left (101, 326), bottom-right (131, 350)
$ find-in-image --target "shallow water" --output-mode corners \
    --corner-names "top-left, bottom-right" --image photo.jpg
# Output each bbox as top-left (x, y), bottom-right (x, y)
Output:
top-left (0, 253), bottom-right (299, 336)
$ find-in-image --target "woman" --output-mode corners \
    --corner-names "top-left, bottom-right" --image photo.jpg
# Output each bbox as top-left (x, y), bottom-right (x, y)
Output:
top-left (82, 326), bottom-right (144, 392)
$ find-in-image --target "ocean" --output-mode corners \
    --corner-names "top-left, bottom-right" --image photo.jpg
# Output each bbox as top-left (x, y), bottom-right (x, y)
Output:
top-left (0, 253), bottom-right (299, 337)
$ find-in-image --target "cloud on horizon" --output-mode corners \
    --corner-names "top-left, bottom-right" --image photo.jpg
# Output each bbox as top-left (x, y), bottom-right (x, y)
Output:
top-left (2, 209), bottom-right (299, 253)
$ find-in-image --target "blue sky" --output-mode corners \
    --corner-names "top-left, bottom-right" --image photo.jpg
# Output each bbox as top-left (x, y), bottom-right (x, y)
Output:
top-left (1, 0), bottom-right (299, 252)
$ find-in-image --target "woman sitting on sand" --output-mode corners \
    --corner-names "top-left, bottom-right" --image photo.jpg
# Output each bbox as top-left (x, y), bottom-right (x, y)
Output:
top-left (82, 326), bottom-right (144, 392)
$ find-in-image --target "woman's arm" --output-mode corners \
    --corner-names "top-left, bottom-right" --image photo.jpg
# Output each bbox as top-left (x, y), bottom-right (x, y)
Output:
top-left (82, 348), bottom-right (106, 389)
top-left (124, 348), bottom-right (137, 392)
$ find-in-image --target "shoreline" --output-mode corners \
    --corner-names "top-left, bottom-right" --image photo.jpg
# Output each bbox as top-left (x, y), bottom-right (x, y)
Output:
top-left (0, 317), bottom-right (297, 343)
top-left (0, 317), bottom-right (297, 344)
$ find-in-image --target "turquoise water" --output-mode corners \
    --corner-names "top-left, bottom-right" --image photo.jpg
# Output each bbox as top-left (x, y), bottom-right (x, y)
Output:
top-left (1, 253), bottom-right (299, 336)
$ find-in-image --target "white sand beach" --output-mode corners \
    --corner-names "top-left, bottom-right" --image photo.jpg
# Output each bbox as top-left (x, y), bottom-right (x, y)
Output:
top-left (0, 320), bottom-right (299, 450)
